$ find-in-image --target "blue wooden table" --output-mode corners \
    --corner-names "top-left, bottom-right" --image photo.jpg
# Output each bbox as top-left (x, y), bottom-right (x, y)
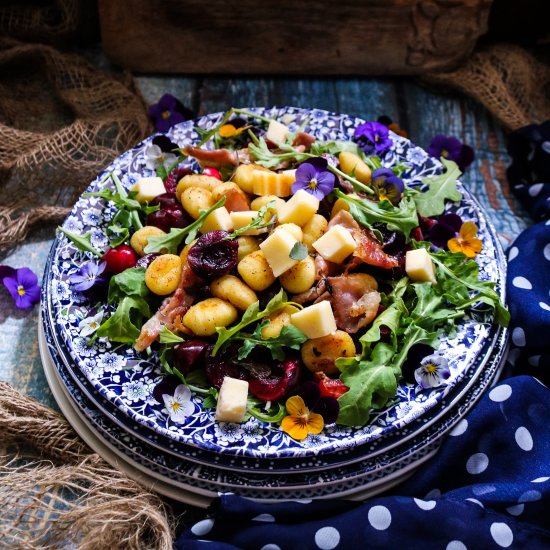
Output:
top-left (0, 73), bottom-right (531, 503)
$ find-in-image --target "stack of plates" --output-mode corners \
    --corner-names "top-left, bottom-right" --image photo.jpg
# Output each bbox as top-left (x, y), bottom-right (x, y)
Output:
top-left (40, 107), bottom-right (508, 508)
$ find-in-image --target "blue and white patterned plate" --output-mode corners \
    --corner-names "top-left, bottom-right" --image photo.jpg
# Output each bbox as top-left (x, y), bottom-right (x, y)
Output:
top-left (46, 106), bottom-right (508, 459)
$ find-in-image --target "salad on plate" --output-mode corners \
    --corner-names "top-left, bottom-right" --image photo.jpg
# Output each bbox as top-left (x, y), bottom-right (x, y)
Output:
top-left (59, 107), bottom-right (509, 443)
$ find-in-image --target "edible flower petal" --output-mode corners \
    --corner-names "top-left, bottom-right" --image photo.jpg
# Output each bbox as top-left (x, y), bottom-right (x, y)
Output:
top-left (448, 221), bottom-right (483, 258)
top-left (377, 115), bottom-right (409, 138)
top-left (414, 354), bottom-right (451, 389)
top-left (162, 384), bottom-right (194, 423)
top-left (144, 143), bottom-right (178, 171)
top-left (371, 168), bottom-right (405, 205)
top-left (68, 261), bottom-right (107, 292)
top-left (291, 157), bottom-right (336, 200)
top-left (152, 135), bottom-right (179, 154)
top-left (428, 212), bottom-right (463, 248)
top-left (79, 311), bottom-right (104, 337)
top-left (353, 121), bottom-right (393, 155)
top-left (297, 381), bottom-right (340, 425)
top-left (219, 124), bottom-right (250, 139)
top-left (2, 266), bottom-right (40, 309)
top-left (427, 134), bottom-right (474, 171)
top-left (281, 395), bottom-right (324, 440)
top-left (148, 94), bottom-right (193, 133)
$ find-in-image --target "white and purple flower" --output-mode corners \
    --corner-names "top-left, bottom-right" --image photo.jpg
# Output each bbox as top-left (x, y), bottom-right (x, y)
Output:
top-left (162, 384), bottom-right (195, 423)
top-left (414, 354), bottom-right (451, 390)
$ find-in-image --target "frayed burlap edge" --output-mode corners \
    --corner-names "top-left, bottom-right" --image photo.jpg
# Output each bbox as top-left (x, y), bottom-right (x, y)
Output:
top-left (0, 381), bottom-right (174, 549)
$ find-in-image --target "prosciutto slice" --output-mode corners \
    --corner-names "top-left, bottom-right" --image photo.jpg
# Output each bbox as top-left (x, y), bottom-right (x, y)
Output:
top-left (134, 264), bottom-right (201, 352)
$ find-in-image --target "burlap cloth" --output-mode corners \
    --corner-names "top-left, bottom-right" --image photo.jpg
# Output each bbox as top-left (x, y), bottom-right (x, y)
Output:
top-left (0, 33), bottom-right (548, 548)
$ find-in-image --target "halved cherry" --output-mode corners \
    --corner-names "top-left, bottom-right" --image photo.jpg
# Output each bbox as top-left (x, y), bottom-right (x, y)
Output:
top-left (102, 245), bottom-right (138, 274)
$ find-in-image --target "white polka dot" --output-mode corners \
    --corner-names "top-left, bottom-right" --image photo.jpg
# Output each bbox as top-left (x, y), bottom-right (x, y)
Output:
top-left (466, 453), bottom-right (489, 474)
top-left (261, 545), bottom-right (281, 550)
top-left (528, 355), bottom-right (541, 367)
top-left (466, 498), bottom-right (484, 508)
top-left (490, 522), bottom-right (514, 547)
top-left (515, 426), bottom-right (534, 451)
top-left (368, 505), bottom-right (392, 530)
top-left (253, 513), bottom-right (275, 522)
top-left (512, 276), bottom-right (532, 290)
top-left (529, 183), bottom-right (544, 197)
top-left (544, 243), bottom-right (550, 261)
top-left (191, 518), bottom-right (214, 536)
top-left (519, 489), bottom-right (541, 502)
top-left (508, 246), bottom-right (519, 261)
top-left (295, 498), bottom-right (313, 504)
top-left (512, 327), bottom-right (526, 347)
top-left (489, 384), bottom-right (512, 402)
top-left (425, 488), bottom-right (441, 499)
top-left (539, 302), bottom-right (550, 312)
top-left (531, 476), bottom-right (550, 483)
top-left (472, 484), bottom-right (496, 496)
top-left (543, 141), bottom-right (550, 154)
top-left (315, 526), bottom-right (340, 550)
top-left (506, 504), bottom-right (524, 516)
top-left (414, 498), bottom-right (436, 510)
top-left (446, 542), bottom-right (467, 550)
top-left (449, 418), bottom-right (468, 436)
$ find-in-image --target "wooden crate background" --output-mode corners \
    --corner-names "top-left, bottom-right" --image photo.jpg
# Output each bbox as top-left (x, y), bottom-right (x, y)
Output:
top-left (98, 0), bottom-right (493, 75)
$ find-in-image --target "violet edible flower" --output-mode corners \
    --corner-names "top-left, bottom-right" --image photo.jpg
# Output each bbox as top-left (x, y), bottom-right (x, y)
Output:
top-left (152, 135), bottom-right (180, 154)
top-left (291, 157), bottom-right (336, 200)
top-left (2, 266), bottom-right (40, 309)
top-left (353, 121), bottom-right (393, 155)
top-left (414, 355), bottom-right (451, 390)
top-left (297, 381), bottom-right (339, 425)
top-left (68, 261), bottom-right (107, 292)
top-left (371, 168), bottom-right (405, 205)
top-left (148, 94), bottom-right (193, 133)
top-left (427, 134), bottom-right (474, 171)
top-left (428, 213), bottom-right (463, 249)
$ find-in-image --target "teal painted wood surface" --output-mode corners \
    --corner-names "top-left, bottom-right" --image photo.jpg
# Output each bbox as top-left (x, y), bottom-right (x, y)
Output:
top-left (0, 73), bottom-right (530, 447)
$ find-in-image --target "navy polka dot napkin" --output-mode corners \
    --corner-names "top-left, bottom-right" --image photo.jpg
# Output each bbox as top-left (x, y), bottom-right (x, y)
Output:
top-left (176, 123), bottom-right (550, 549)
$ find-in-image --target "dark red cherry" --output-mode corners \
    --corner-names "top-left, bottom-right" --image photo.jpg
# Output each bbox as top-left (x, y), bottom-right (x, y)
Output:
top-left (102, 245), bottom-right (138, 274)
top-left (248, 357), bottom-right (302, 402)
top-left (187, 230), bottom-right (238, 278)
top-left (147, 206), bottom-right (191, 232)
top-left (164, 167), bottom-right (193, 194)
top-left (174, 339), bottom-right (209, 373)
top-left (150, 192), bottom-right (179, 210)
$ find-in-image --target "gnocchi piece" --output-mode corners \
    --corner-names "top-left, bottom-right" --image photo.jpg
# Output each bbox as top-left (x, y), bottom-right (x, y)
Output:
top-left (233, 163), bottom-right (271, 194)
top-left (175, 174), bottom-right (220, 201)
top-left (237, 250), bottom-right (276, 291)
top-left (274, 223), bottom-right (303, 242)
top-left (182, 297), bottom-right (238, 337)
top-left (180, 187), bottom-right (214, 219)
top-left (261, 305), bottom-right (299, 339)
top-left (338, 151), bottom-right (372, 184)
top-left (179, 238), bottom-right (197, 265)
top-left (130, 225), bottom-right (166, 256)
top-left (211, 274), bottom-right (258, 311)
top-left (302, 214), bottom-right (328, 252)
top-left (237, 236), bottom-right (261, 262)
top-left (301, 330), bottom-right (356, 375)
top-left (250, 194), bottom-right (285, 214)
top-left (279, 255), bottom-right (316, 294)
top-left (144, 254), bottom-right (183, 296)
top-left (212, 182), bottom-right (250, 211)
top-left (330, 198), bottom-right (350, 218)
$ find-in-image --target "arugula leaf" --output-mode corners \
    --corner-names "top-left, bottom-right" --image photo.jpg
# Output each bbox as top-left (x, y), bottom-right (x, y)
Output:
top-left (144, 197), bottom-right (226, 254)
top-left (309, 141), bottom-right (383, 171)
top-left (108, 267), bottom-right (149, 303)
top-left (159, 325), bottom-right (185, 344)
top-left (57, 227), bottom-right (102, 257)
top-left (212, 289), bottom-right (297, 356)
top-left (227, 201), bottom-right (276, 239)
top-left (289, 242), bottom-right (308, 261)
top-left (248, 137), bottom-right (310, 169)
top-left (334, 189), bottom-right (419, 240)
top-left (236, 323), bottom-right (308, 361)
top-left (413, 158), bottom-right (462, 217)
top-left (247, 398), bottom-right (286, 423)
top-left (95, 296), bottom-right (151, 343)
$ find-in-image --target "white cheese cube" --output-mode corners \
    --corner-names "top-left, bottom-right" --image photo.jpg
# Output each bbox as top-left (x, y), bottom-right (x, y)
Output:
top-left (230, 210), bottom-right (267, 235)
top-left (405, 248), bottom-right (436, 284)
top-left (277, 189), bottom-right (319, 227)
top-left (130, 176), bottom-right (166, 203)
top-left (259, 227), bottom-right (299, 277)
top-left (215, 377), bottom-right (249, 423)
top-left (200, 206), bottom-right (234, 234)
top-left (312, 225), bottom-right (357, 264)
top-left (290, 301), bottom-right (337, 339)
top-left (265, 119), bottom-right (290, 144)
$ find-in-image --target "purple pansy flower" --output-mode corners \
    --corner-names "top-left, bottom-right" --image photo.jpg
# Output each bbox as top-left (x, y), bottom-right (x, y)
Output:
top-left (428, 213), bottom-right (463, 249)
top-left (371, 168), bottom-right (405, 205)
top-left (354, 121), bottom-right (393, 155)
top-left (68, 261), bottom-right (107, 292)
top-left (148, 94), bottom-right (193, 133)
top-left (414, 354), bottom-right (451, 390)
top-left (297, 381), bottom-right (339, 424)
top-left (152, 134), bottom-right (179, 154)
top-left (291, 157), bottom-right (336, 200)
top-left (2, 266), bottom-right (40, 309)
top-left (427, 134), bottom-right (474, 171)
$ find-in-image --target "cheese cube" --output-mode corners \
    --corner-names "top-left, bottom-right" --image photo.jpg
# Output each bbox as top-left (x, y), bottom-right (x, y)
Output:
top-left (130, 176), bottom-right (166, 203)
top-left (265, 119), bottom-right (290, 144)
top-left (233, 164), bottom-right (271, 194)
top-left (200, 206), bottom-right (234, 234)
top-left (215, 377), bottom-right (249, 423)
top-left (230, 210), bottom-right (267, 235)
top-left (259, 227), bottom-right (299, 277)
top-left (252, 171), bottom-right (292, 197)
top-left (312, 225), bottom-right (357, 264)
top-left (405, 248), bottom-right (437, 284)
top-left (290, 301), bottom-right (337, 339)
top-left (277, 189), bottom-right (319, 227)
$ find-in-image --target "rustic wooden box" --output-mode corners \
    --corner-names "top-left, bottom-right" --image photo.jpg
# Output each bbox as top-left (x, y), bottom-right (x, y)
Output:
top-left (98, 0), bottom-right (493, 75)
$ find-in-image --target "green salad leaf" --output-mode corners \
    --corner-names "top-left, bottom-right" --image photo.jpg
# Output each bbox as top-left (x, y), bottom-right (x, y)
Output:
top-left (108, 267), bottom-right (149, 303)
top-left (57, 228), bottom-right (102, 257)
top-left (235, 323), bottom-right (308, 361)
top-left (95, 296), bottom-right (151, 343)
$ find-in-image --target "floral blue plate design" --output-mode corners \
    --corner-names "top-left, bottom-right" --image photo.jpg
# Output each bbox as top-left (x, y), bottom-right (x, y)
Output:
top-left (46, 106), bottom-right (508, 459)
